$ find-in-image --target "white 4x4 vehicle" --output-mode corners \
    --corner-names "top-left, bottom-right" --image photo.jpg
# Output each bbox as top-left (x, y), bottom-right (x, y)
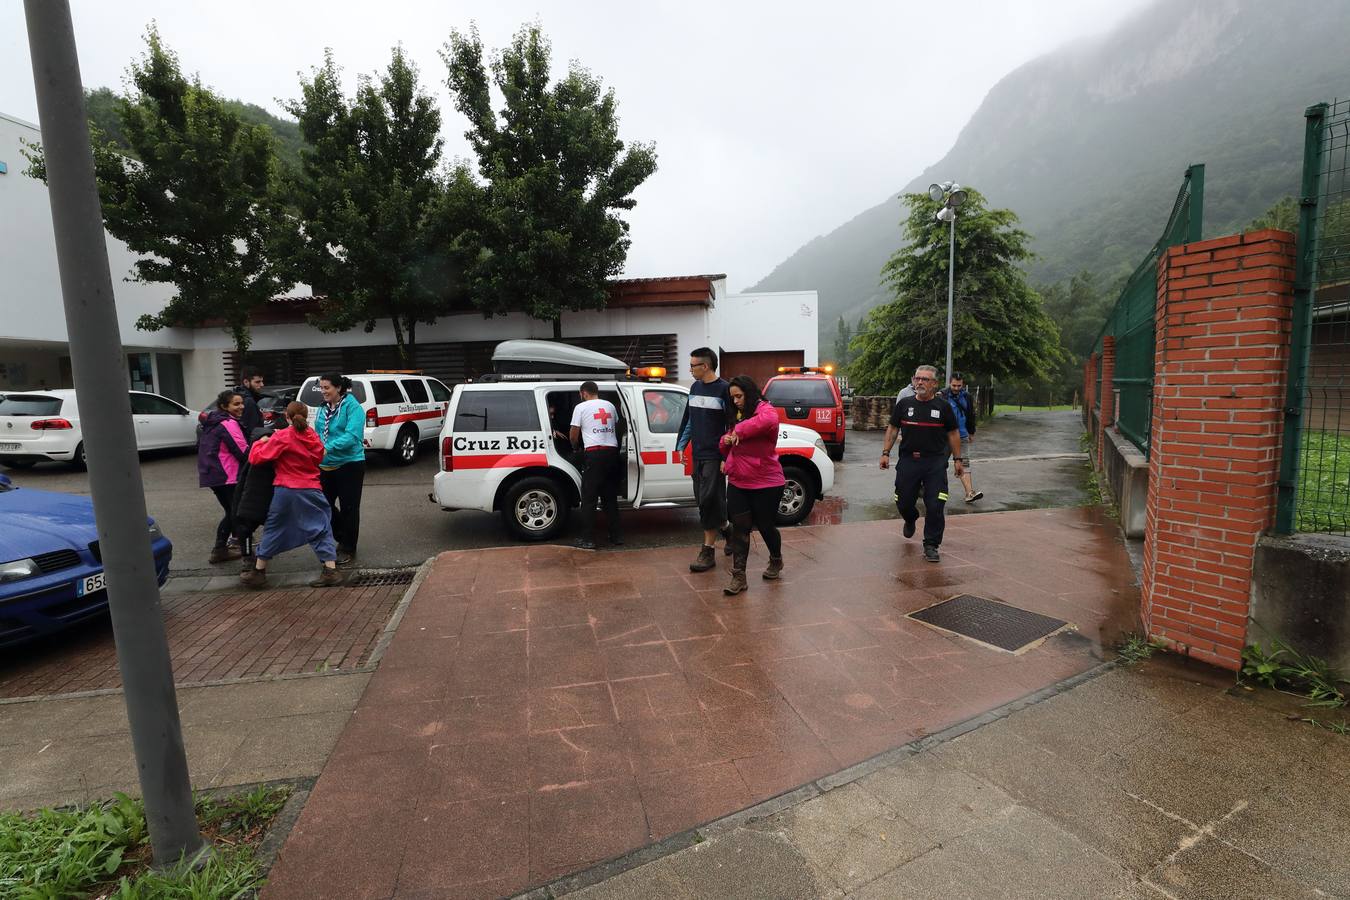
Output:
top-left (430, 342), bottom-right (835, 541)
top-left (298, 372), bottom-right (452, 466)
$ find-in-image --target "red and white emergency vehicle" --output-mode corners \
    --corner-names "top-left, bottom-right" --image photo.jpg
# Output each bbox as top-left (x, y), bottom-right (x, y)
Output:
top-left (430, 342), bottom-right (835, 540)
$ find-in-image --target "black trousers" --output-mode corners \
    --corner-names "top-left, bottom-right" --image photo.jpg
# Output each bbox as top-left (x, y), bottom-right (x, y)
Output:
top-left (894, 455), bottom-right (949, 547)
top-left (579, 447), bottom-right (622, 541)
top-left (321, 461), bottom-right (366, 552)
top-left (727, 483), bottom-right (783, 559)
top-left (210, 485), bottom-right (235, 548)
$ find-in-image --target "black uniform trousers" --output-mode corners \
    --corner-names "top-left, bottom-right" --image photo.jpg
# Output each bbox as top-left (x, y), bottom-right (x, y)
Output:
top-left (579, 447), bottom-right (622, 542)
top-left (893, 454), bottom-right (949, 548)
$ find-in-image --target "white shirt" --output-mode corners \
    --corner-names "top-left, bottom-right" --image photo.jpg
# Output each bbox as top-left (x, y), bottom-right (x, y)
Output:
top-left (570, 398), bottom-right (619, 449)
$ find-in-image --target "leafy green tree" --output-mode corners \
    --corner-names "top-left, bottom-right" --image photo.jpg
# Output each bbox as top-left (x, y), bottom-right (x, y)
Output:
top-left (1247, 195), bottom-right (1299, 235)
top-left (286, 48), bottom-right (456, 363)
top-left (1031, 270), bottom-right (1115, 404)
top-left (831, 316), bottom-right (854, 370)
top-left (23, 30), bottom-right (294, 354)
top-left (849, 189), bottom-right (1064, 394)
top-left (443, 24), bottom-right (658, 338)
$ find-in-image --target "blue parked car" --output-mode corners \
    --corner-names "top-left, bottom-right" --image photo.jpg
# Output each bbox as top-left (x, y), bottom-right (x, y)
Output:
top-left (0, 473), bottom-right (172, 648)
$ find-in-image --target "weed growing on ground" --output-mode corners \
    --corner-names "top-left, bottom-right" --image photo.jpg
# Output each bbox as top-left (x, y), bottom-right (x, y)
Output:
top-left (1117, 633), bottom-right (1168, 664)
top-left (0, 785), bottom-right (291, 897)
top-left (1240, 639), bottom-right (1348, 708)
top-left (1241, 639), bottom-right (1349, 737)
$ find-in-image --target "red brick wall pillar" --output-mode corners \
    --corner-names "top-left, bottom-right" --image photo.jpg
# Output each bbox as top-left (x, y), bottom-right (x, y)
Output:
top-left (1097, 336), bottom-right (1116, 466)
top-left (1141, 229), bottom-right (1296, 670)
top-left (1085, 352), bottom-right (1098, 453)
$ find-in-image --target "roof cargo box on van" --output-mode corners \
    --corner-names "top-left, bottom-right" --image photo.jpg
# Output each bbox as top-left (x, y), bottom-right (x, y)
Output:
top-left (491, 340), bottom-right (629, 376)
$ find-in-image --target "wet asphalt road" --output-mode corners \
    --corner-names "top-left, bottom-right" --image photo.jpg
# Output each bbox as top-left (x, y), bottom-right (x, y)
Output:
top-left (1, 409), bottom-right (1091, 579)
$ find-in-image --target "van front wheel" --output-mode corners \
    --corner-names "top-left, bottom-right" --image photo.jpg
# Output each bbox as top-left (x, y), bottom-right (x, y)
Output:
top-left (390, 427), bottom-right (418, 466)
top-left (502, 476), bottom-right (569, 541)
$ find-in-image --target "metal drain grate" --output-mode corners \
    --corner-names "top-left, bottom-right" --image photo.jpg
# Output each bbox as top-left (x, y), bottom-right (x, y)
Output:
top-left (908, 594), bottom-right (1069, 653)
top-left (345, 570), bottom-right (416, 588)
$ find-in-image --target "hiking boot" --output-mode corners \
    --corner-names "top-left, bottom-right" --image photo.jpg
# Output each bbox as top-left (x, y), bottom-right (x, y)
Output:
top-left (310, 567), bottom-right (343, 588)
top-left (575, 538), bottom-right (596, 551)
top-left (239, 567), bottom-right (268, 590)
top-left (239, 555), bottom-right (255, 573)
top-left (923, 544), bottom-right (941, 563)
top-left (724, 570), bottom-right (748, 596)
top-left (762, 556), bottom-right (784, 581)
top-left (209, 544), bottom-right (242, 564)
top-left (690, 544), bottom-right (716, 572)
top-left (902, 519), bottom-right (916, 539)
top-left (609, 533), bottom-right (625, 546)
top-left (335, 551), bottom-right (355, 567)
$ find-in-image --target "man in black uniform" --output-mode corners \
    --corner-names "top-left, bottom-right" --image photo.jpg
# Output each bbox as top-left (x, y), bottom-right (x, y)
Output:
top-left (879, 365), bottom-right (964, 562)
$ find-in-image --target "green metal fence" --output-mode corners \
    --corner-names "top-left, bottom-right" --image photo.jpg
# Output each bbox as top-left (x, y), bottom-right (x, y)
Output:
top-left (1277, 100), bottom-right (1350, 536)
top-left (1094, 165), bottom-right (1205, 455)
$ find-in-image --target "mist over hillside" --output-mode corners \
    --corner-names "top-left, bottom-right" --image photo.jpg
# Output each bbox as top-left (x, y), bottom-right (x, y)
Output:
top-left (752, 0), bottom-right (1350, 345)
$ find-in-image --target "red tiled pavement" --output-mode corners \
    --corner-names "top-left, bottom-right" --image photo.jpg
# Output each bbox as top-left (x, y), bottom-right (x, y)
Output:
top-left (0, 584), bottom-right (405, 698)
top-left (264, 507), bottom-right (1138, 899)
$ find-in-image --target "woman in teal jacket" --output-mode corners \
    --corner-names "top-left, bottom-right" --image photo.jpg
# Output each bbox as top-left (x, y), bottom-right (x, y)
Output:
top-left (315, 372), bottom-right (366, 565)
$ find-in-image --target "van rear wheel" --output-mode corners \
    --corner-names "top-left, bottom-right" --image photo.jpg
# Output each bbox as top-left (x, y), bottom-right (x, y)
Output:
top-left (776, 465), bottom-right (816, 526)
top-left (390, 426), bottom-right (418, 466)
top-left (502, 476), bottom-right (569, 541)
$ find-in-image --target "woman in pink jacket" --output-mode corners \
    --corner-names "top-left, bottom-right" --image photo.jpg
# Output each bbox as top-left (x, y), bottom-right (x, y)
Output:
top-left (197, 390), bottom-right (249, 564)
top-left (719, 374), bottom-right (786, 595)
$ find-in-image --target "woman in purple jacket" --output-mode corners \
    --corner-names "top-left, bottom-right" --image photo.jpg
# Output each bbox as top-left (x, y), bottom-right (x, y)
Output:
top-left (198, 389), bottom-right (249, 564)
top-left (719, 374), bottom-right (787, 595)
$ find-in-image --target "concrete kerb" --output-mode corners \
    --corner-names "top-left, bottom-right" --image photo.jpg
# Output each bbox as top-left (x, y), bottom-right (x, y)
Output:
top-left (0, 560), bottom-right (433, 706)
top-left (507, 659), bottom-right (1122, 899)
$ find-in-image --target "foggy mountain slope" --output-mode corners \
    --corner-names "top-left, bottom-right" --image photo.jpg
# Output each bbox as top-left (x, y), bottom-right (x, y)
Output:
top-left (752, 0), bottom-right (1350, 346)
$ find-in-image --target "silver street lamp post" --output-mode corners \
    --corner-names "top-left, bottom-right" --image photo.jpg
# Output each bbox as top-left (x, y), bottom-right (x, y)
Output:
top-left (927, 182), bottom-right (967, 383)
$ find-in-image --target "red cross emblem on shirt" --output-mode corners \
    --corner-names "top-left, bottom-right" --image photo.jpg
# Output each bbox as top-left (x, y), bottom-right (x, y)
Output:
top-left (593, 407), bottom-right (611, 425)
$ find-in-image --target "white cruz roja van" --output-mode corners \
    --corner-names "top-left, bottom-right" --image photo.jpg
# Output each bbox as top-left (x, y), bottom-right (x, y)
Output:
top-left (430, 341), bottom-right (835, 540)
top-left (298, 371), bottom-right (453, 466)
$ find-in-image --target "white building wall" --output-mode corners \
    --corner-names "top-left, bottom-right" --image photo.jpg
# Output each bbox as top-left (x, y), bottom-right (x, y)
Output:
top-left (711, 290), bottom-right (819, 366)
top-left (0, 113), bottom-right (192, 351)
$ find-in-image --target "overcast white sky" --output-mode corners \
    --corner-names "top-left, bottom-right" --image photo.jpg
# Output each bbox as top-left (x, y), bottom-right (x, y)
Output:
top-left (3, 1), bottom-right (1149, 291)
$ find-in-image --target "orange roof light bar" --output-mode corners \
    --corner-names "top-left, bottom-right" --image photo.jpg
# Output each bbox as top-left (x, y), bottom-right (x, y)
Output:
top-left (632, 366), bottom-right (667, 379)
top-left (776, 365), bottom-right (836, 375)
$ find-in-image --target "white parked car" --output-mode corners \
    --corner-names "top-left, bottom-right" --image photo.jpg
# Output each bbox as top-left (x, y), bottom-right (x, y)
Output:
top-left (0, 389), bottom-right (197, 469)
top-left (430, 342), bottom-right (836, 540)
top-left (297, 372), bottom-right (453, 466)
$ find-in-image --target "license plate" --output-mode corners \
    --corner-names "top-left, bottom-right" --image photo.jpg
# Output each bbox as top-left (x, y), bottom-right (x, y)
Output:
top-left (0, 443), bottom-right (19, 451)
top-left (77, 572), bottom-right (106, 597)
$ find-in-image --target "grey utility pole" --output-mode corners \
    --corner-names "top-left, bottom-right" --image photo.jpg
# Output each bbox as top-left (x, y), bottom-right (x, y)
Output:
top-left (23, 0), bottom-right (203, 867)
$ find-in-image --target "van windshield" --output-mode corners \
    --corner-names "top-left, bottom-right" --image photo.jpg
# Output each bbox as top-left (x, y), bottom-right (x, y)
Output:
top-left (298, 380), bottom-right (367, 406)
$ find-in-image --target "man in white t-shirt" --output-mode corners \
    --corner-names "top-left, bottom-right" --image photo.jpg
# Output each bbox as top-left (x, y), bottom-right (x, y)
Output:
top-left (569, 381), bottom-right (622, 550)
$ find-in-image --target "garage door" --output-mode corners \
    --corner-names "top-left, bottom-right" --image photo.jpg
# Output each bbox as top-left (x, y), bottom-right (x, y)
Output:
top-left (719, 350), bottom-right (805, 388)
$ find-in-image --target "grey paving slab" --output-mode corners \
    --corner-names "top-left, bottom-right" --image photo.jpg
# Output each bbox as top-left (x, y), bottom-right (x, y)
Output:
top-left (1212, 775), bottom-right (1350, 896)
top-left (755, 782), bottom-right (934, 894)
top-left (855, 751), bottom-right (1014, 843)
top-left (568, 858), bottom-right (697, 900)
top-left (0, 694), bottom-right (130, 743)
top-left (176, 672), bottom-right (371, 726)
top-left (662, 829), bottom-right (829, 900)
top-left (216, 711), bottom-right (352, 787)
top-left (1143, 835), bottom-right (1328, 900)
top-left (0, 732), bottom-right (135, 805)
top-left (849, 805), bottom-right (1137, 900)
top-left (929, 726), bottom-right (1194, 874)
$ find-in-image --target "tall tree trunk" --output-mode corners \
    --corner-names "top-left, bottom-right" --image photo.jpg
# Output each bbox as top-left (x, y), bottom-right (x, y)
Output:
top-left (552, 317), bottom-right (562, 340)
top-left (391, 316), bottom-right (408, 363)
top-left (406, 319), bottom-right (418, 368)
top-left (231, 322), bottom-right (251, 357)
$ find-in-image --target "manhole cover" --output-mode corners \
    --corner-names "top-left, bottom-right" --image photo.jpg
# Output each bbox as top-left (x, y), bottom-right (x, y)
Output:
top-left (346, 570), bottom-right (416, 588)
top-left (908, 594), bottom-right (1069, 653)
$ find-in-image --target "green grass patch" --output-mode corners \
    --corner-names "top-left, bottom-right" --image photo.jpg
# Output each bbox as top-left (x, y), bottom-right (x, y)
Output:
top-left (0, 784), bottom-right (290, 898)
top-left (992, 403), bottom-right (1076, 415)
top-left (1296, 429), bottom-right (1350, 534)
top-left (1117, 633), bottom-right (1168, 664)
